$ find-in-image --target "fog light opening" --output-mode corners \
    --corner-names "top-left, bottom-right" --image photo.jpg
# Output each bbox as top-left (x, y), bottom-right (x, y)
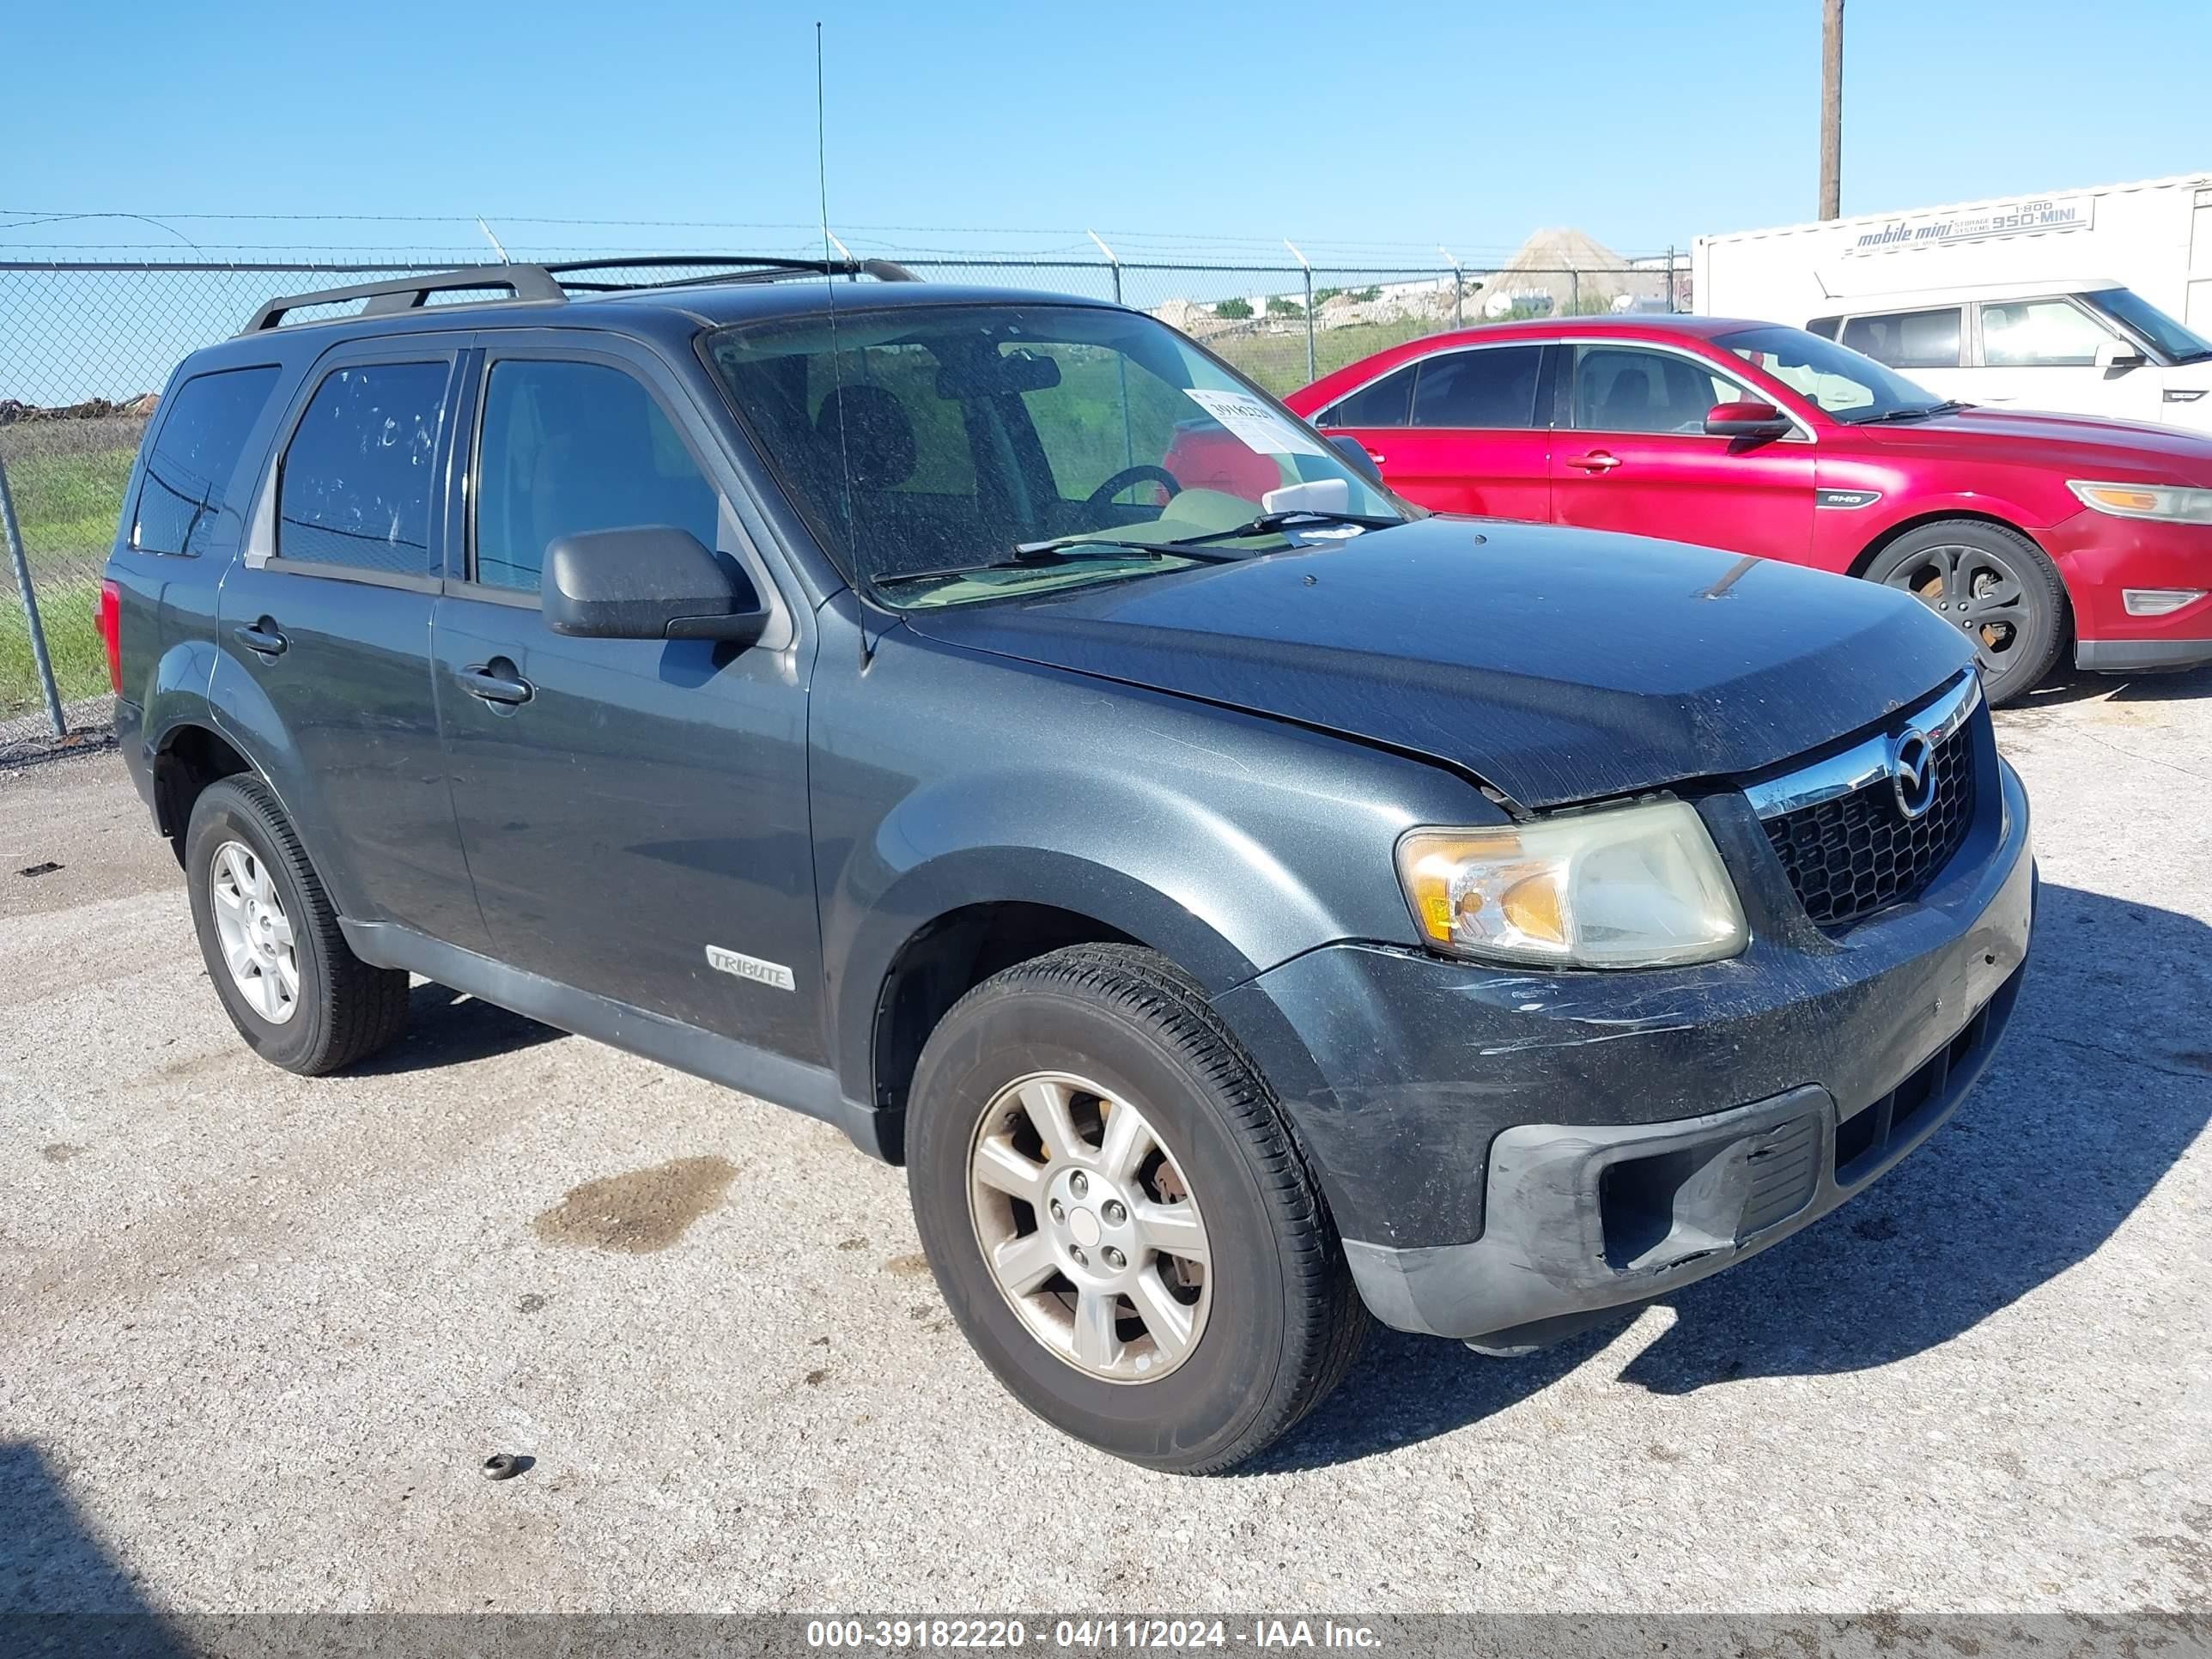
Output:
top-left (1598, 1147), bottom-right (1731, 1274)
top-left (2121, 587), bottom-right (2207, 617)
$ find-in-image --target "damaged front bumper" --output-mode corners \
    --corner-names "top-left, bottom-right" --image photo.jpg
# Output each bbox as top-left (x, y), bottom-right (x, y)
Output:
top-left (1213, 745), bottom-right (2034, 1346)
top-left (1346, 958), bottom-right (2021, 1346)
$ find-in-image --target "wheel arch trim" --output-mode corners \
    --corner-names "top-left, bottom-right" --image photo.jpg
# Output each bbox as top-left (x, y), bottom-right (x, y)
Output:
top-left (1849, 506), bottom-right (2068, 593)
top-left (834, 848), bottom-right (1279, 1117)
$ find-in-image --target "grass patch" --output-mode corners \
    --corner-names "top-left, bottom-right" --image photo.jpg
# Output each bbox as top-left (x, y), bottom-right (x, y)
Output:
top-left (4, 441), bottom-right (137, 574)
top-left (1, 579), bottom-right (108, 714)
top-left (1208, 317), bottom-right (1471, 397)
top-left (2, 428), bottom-right (137, 714)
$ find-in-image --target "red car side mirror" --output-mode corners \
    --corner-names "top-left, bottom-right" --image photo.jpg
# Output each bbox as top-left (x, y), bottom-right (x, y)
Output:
top-left (1705, 400), bottom-right (1794, 441)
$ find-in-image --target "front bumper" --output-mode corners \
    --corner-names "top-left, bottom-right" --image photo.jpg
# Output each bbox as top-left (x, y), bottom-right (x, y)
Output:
top-left (2075, 635), bottom-right (2212, 673)
top-left (2040, 507), bottom-right (2212, 672)
top-left (1213, 738), bottom-right (2033, 1343)
top-left (1346, 960), bottom-right (2021, 1345)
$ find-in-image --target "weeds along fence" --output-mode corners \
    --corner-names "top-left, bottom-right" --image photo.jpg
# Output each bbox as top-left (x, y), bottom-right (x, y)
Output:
top-left (0, 251), bottom-right (1683, 750)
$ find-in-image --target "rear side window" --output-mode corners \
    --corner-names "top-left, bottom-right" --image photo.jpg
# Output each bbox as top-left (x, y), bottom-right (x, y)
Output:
top-left (277, 362), bottom-right (451, 575)
top-left (1807, 316), bottom-right (1842, 341)
top-left (474, 360), bottom-right (720, 592)
top-left (1409, 345), bottom-right (1544, 428)
top-left (1321, 362), bottom-right (1417, 428)
top-left (131, 365), bottom-right (282, 556)
top-left (1839, 308), bottom-right (1962, 369)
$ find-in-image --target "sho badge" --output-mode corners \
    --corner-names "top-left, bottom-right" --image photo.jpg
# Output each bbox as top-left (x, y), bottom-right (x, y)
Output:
top-left (705, 945), bottom-right (797, 992)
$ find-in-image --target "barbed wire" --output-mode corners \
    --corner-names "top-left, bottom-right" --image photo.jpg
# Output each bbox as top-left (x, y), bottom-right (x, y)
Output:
top-left (0, 210), bottom-right (1644, 268)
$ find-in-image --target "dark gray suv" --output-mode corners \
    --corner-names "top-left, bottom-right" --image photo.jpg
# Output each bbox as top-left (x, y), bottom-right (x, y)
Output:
top-left (102, 258), bottom-right (2033, 1472)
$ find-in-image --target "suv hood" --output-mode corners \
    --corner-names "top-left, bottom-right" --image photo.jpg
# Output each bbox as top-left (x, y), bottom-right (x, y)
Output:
top-left (900, 519), bottom-right (1972, 810)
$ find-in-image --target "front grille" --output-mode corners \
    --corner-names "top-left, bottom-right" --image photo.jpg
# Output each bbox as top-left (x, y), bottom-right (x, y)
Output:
top-left (1762, 715), bottom-right (1977, 930)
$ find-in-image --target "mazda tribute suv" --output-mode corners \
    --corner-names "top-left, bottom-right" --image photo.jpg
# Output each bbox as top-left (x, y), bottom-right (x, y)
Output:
top-left (102, 258), bottom-right (2033, 1471)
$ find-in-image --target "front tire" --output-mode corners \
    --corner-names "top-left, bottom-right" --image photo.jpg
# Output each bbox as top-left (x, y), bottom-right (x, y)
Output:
top-left (1863, 520), bottom-right (2068, 706)
top-left (185, 776), bottom-right (410, 1075)
top-left (906, 944), bottom-right (1364, 1474)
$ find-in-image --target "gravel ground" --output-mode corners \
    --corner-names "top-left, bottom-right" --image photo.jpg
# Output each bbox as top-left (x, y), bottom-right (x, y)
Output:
top-left (3, 670), bottom-right (2208, 1617)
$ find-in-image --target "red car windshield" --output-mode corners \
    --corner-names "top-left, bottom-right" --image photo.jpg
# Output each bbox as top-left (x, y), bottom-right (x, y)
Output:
top-left (1717, 325), bottom-right (1948, 423)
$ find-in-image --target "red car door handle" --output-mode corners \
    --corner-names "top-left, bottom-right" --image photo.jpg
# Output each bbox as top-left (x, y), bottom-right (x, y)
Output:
top-left (1567, 452), bottom-right (1621, 472)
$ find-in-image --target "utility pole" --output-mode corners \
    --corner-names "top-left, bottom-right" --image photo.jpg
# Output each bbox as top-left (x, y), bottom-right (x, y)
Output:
top-left (1819, 0), bottom-right (1844, 220)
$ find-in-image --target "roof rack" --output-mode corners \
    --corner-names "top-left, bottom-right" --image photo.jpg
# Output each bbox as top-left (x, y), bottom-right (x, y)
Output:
top-left (541, 254), bottom-right (920, 290)
top-left (239, 254), bottom-right (920, 334)
top-left (241, 265), bottom-right (566, 332)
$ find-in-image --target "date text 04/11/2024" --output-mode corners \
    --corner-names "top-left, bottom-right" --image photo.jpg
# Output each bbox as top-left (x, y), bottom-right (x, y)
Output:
top-left (804, 1620), bottom-right (1384, 1650)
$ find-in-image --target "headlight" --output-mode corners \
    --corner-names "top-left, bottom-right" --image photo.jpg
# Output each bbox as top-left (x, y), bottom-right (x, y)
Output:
top-left (2067, 480), bottom-right (2212, 524)
top-left (1396, 799), bottom-right (1747, 969)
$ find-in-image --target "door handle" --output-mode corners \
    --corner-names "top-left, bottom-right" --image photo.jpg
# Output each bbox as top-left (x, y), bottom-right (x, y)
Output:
top-left (1364, 449), bottom-right (1386, 465)
top-left (456, 663), bottom-right (534, 707)
top-left (1566, 452), bottom-right (1621, 472)
top-left (233, 620), bottom-right (288, 658)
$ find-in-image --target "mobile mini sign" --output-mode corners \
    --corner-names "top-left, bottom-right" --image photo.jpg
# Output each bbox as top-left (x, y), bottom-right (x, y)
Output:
top-left (1845, 194), bottom-right (2097, 256)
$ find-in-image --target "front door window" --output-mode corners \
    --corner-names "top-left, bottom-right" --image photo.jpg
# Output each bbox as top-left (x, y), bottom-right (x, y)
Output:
top-left (473, 359), bottom-right (722, 591)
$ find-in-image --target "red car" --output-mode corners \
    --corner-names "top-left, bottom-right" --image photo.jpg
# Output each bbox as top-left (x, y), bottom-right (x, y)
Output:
top-left (1281, 316), bottom-right (2212, 703)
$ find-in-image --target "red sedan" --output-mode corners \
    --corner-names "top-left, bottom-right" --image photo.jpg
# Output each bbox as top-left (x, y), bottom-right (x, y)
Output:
top-left (1280, 316), bottom-right (2212, 703)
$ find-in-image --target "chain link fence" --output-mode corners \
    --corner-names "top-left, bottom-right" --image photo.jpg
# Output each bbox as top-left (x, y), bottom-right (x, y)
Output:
top-left (0, 249), bottom-right (1684, 756)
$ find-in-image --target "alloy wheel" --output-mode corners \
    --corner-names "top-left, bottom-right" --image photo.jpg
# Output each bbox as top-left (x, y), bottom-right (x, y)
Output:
top-left (966, 1071), bottom-right (1212, 1383)
top-left (1885, 541), bottom-right (2029, 674)
top-left (209, 839), bottom-right (300, 1024)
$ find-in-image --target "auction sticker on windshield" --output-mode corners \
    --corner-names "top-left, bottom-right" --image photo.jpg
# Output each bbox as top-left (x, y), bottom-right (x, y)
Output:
top-left (1185, 387), bottom-right (1329, 457)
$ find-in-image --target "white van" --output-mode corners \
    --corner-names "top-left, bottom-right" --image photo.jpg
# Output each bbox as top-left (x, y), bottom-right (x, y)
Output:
top-left (1805, 279), bottom-right (2212, 432)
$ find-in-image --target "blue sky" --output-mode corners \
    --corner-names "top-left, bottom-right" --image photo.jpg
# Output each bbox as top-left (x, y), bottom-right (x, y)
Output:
top-left (8, 0), bottom-right (2211, 264)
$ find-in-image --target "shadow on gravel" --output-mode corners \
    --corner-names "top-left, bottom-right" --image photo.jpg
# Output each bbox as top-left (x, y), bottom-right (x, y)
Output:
top-left (343, 981), bottom-right (566, 1076)
top-left (1261, 882), bottom-right (2212, 1470)
top-left (2006, 660), bottom-right (2212, 712)
top-left (0, 1442), bottom-right (185, 1650)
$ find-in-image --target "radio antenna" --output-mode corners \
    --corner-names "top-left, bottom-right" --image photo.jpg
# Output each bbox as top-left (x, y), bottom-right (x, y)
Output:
top-left (817, 21), bottom-right (856, 561)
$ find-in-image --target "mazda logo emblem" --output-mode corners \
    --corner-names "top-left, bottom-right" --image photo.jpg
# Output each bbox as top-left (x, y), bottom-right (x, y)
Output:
top-left (1891, 729), bottom-right (1937, 820)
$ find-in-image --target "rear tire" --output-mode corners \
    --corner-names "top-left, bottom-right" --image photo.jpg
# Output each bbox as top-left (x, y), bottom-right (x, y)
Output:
top-left (906, 943), bottom-right (1365, 1474)
top-left (1863, 520), bottom-right (2067, 706)
top-left (185, 776), bottom-right (410, 1075)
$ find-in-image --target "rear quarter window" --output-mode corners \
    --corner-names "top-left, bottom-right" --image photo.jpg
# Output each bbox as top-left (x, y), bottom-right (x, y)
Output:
top-left (131, 365), bottom-right (283, 555)
top-left (1320, 362), bottom-right (1417, 428)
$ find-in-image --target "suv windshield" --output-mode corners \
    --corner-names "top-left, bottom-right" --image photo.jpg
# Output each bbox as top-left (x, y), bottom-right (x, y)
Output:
top-left (1717, 324), bottom-right (1948, 422)
top-left (2080, 287), bottom-right (2212, 363)
top-left (708, 302), bottom-right (1401, 607)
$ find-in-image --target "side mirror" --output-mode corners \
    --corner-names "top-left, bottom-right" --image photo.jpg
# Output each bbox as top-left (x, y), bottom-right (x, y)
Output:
top-left (1704, 399), bottom-right (1794, 441)
top-left (543, 527), bottom-right (768, 646)
top-left (1327, 432), bottom-right (1387, 487)
top-left (2095, 341), bottom-right (2148, 371)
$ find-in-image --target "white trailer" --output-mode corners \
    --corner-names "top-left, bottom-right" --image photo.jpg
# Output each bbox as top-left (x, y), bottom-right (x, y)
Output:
top-left (1694, 173), bottom-right (2212, 331)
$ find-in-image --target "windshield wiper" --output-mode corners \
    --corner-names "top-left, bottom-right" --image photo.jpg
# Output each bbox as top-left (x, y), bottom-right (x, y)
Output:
top-left (1160, 508), bottom-right (1405, 548)
top-left (872, 537), bottom-right (1242, 589)
top-left (1850, 399), bottom-right (1971, 425)
top-left (1008, 532), bottom-right (1245, 562)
